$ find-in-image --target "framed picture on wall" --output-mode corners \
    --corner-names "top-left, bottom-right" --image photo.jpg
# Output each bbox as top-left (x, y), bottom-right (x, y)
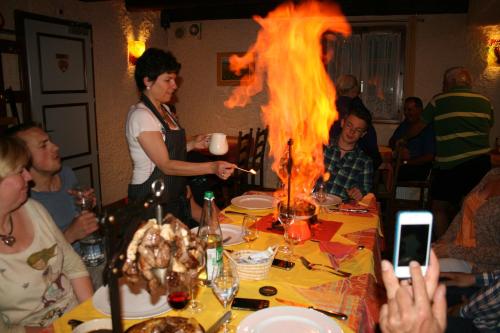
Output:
top-left (38, 33), bottom-right (87, 93)
top-left (217, 52), bottom-right (254, 86)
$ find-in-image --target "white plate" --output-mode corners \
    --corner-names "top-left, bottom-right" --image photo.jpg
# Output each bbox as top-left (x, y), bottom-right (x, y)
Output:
top-left (72, 318), bottom-right (112, 333)
top-left (192, 224), bottom-right (244, 246)
top-left (237, 306), bottom-right (343, 333)
top-left (231, 195), bottom-right (275, 210)
top-left (312, 193), bottom-right (342, 207)
top-left (92, 283), bottom-right (171, 319)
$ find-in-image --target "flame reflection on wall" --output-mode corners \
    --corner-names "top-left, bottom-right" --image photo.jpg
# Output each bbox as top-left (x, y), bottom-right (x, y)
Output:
top-left (224, 1), bottom-right (351, 199)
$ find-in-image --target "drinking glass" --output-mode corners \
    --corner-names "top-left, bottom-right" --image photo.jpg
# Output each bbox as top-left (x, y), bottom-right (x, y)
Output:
top-left (277, 202), bottom-right (296, 256)
top-left (241, 215), bottom-right (259, 247)
top-left (314, 181), bottom-right (326, 204)
top-left (285, 220), bottom-right (304, 259)
top-left (70, 185), bottom-right (105, 266)
top-left (79, 233), bottom-right (105, 267)
top-left (70, 185), bottom-right (95, 212)
top-left (187, 255), bottom-right (206, 313)
top-left (211, 260), bottom-right (239, 333)
top-left (166, 270), bottom-right (191, 310)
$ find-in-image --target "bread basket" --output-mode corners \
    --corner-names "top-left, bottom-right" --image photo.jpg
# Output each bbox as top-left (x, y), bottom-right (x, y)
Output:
top-left (225, 246), bottom-right (278, 280)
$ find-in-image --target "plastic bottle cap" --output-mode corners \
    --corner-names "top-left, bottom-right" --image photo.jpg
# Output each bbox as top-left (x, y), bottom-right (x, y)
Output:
top-left (204, 191), bottom-right (215, 200)
top-left (259, 286), bottom-right (277, 296)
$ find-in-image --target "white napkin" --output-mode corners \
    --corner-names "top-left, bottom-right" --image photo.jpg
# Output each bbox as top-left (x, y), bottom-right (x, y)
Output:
top-left (233, 246), bottom-right (276, 264)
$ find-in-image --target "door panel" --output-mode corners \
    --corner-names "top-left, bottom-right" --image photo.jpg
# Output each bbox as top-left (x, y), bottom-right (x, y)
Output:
top-left (43, 103), bottom-right (91, 159)
top-left (16, 11), bottom-right (101, 204)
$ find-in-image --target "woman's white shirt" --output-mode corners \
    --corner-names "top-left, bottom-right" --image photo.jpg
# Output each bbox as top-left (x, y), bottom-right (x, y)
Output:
top-left (126, 102), bottom-right (165, 184)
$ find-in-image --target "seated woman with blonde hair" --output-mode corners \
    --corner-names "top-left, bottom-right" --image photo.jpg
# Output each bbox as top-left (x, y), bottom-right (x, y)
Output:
top-left (433, 168), bottom-right (500, 273)
top-left (0, 136), bottom-right (93, 333)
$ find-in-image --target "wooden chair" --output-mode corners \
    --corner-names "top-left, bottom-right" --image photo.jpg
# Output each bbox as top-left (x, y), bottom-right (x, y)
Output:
top-left (391, 148), bottom-right (432, 212)
top-left (231, 128), bottom-right (254, 197)
top-left (374, 147), bottom-right (432, 254)
top-left (249, 126), bottom-right (269, 189)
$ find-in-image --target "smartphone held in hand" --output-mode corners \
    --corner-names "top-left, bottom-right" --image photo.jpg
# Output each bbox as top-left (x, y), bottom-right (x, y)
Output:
top-left (393, 210), bottom-right (433, 279)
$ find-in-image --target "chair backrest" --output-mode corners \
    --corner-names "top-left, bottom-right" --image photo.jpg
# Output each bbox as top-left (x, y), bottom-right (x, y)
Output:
top-left (237, 128), bottom-right (253, 169)
top-left (250, 127), bottom-right (269, 186)
top-left (233, 129), bottom-right (254, 194)
top-left (391, 147), bottom-right (432, 210)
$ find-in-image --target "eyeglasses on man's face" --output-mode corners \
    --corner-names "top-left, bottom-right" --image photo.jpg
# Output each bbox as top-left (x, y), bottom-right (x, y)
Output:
top-left (344, 120), bottom-right (366, 136)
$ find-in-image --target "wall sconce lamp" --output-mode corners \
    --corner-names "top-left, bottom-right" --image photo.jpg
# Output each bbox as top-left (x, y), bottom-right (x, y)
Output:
top-left (128, 40), bottom-right (145, 66)
top-left (488, 38), bottom-right (500, 66)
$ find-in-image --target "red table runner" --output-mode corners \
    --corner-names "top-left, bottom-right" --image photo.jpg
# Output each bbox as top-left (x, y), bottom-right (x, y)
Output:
top-left (254, 214), bottom-right (343, 241)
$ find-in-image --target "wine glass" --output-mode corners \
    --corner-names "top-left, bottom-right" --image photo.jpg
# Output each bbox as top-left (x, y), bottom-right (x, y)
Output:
top-left (241, 215), bottom-right (259, 248)
top-left (187, 255), bottom-right (206, 313)
top-left (70, 185), bottom-right (95, 212)
top-left (314, 181), bottom-right (327, 204)
top-left (211, 260), bottom-right (239, 333)
top-left (166, 270), bottom-right (191, 310)
top-left (285, 219), bottom-right (304, 259)
top-left (277, 202), bottom-right (296, 256)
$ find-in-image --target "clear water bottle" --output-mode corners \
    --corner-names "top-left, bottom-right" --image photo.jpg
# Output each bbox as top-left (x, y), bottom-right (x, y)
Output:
top-left (79, 232), bottom-right (105, 267)
top-left (197, 191), bottom-right (223, 284)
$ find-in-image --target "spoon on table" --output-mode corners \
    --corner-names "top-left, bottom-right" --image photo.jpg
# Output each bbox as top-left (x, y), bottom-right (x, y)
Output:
top-left (235, 166), bottom-right (257, 174)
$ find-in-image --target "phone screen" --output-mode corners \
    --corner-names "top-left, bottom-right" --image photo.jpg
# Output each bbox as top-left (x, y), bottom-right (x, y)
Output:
top-left (397, 224), bottom-right (431, 266)
top-left (394, 211), bottom-right (433, 279)
top-left (232, 298), bottom-right (270, 311)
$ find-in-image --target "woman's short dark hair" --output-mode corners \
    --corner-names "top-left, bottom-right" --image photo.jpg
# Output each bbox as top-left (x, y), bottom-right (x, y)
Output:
top-left (404, 96), bottom-right (423, 110)
top-left (134, 48), bottom-right (181, 91)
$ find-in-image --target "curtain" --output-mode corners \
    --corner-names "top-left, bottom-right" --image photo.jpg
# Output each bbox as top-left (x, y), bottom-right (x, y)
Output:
top-left (326, 30), bottom-right (403, 122)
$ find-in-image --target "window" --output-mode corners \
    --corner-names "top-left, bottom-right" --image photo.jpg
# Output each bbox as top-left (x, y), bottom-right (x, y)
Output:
top-left (326, 26), bottom-right (405, 123)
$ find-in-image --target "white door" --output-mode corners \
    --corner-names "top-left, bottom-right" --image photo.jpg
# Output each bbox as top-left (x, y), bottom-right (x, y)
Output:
top-left (17, 11), bottom-right (101, 204)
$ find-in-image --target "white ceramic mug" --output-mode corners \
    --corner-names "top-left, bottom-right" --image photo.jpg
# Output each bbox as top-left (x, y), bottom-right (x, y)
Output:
top-left (209, 133), bottom-right (229, 155)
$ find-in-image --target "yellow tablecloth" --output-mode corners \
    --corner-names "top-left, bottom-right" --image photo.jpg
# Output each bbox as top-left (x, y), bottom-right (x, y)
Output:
top-left (54, 205), bottom-right (382, 333)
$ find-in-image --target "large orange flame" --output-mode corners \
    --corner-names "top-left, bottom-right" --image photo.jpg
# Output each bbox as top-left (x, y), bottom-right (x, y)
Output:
top-left (225, 1), bottom-right (351, 199)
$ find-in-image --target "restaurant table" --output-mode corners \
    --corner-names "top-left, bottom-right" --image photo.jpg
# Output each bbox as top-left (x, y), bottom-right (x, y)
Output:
top-left (53, 197), bottom-right (384, 333)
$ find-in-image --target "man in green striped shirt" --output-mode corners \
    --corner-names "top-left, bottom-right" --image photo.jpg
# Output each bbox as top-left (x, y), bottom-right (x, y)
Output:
top-left (422, 66), bottom-right (493, 237)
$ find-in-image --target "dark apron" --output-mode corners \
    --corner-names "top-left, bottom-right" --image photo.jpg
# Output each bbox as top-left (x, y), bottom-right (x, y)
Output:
top-left (128, 94), bottom-right (193, 226)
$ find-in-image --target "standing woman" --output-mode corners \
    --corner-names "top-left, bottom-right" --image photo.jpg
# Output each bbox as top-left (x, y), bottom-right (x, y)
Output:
top-left (0, 136), bottom-right (92, 333)
top-left (127, 48), bottom-right (235, 226)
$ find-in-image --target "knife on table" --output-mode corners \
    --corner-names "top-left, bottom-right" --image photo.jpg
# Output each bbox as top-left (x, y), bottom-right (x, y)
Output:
top-left (275, 298), bottom-right (348, 321)
top-left (224, 210), bottom-right (265, 216)
top-left (205, 311), bottom-right (232, 333)
top-left (328, 208), bottom-right (370, 213)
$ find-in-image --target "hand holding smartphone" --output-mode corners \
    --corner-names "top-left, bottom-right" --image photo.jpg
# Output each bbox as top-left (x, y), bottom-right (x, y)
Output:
top-left (393, 210), bottom-right (433, 279)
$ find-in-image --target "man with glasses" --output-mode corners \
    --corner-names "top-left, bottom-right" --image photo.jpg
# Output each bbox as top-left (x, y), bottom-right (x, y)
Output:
top-left (330, 74), bottom-right (382, 170)
top-left (323, 106), bottom-right (374, 201)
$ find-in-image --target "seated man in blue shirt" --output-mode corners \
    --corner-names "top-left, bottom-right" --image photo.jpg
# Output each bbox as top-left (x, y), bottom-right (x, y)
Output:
top-left (324, 105), bottom-right (373, 201)
top-left (7, 123), bottom-right (98, 247)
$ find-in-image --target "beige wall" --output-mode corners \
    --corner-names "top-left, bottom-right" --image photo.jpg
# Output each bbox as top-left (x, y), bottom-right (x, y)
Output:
top-left (1, 0), bottom-right (163, 204)
top-left (2, 0), bottom-right (499, 205)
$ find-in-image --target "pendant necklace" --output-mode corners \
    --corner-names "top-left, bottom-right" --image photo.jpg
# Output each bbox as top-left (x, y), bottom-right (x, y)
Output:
top-left (0, 215), bottom-right (16, 247)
